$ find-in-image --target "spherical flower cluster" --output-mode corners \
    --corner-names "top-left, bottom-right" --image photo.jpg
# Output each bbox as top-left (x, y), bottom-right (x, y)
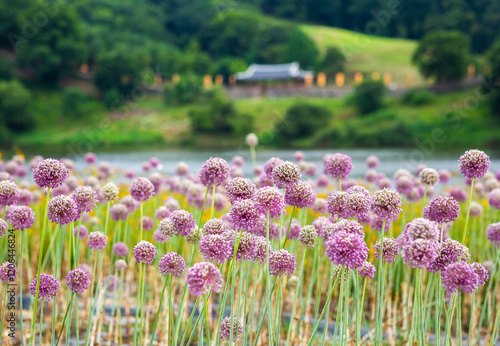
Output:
top-left (104, 275), bottom-right (120, 292)
top-left (324, 153), bottom-right (352, 179)
top-left (419, 168), bottom-right (439, 186)
top-left (30, 274), bottom-right (59, 301)
top-left (229, 200), bottom-right (264, 234)
top-left (159, 252), bottom-right (186, 277)
top-left (264, 157), bottom-right (283, 179)
top-left (133, 240), bottom-right (157, 264)
top-left (155, 206), bottom-right (171, 220)
top-left (284, 181), bottom-right (314, 208)
top-left (486, 222), bottom-right (500, 247)
top-left (74, 225), bottom-right (88, 240)
top-left (8, 206), bottom-right (35, 230)
top-left (87, 231), bottom-right (107, 250)
top-left (269, 249), bottom-right (296, 276)
top-left (110, 203), bottom-right (129, 221)
top-left (364, 169), bottom-right (377, 183)
top-left (170, 210), bottom-right (196, 237)
top-left (254, 187), bottom-right (286, 217)
top-left (141, 216), bottom-right (155, 231)
top-left (298, 225), bottom-right (318, 248)
top-left (402, 218), bottom-right (440, 243)
top-left (0, 181), bottom-right (19, 206)
top-left (325, 231), bottom-right (368, 270)
top-left (186, 262), bottom-right (223, 296)
top-left (441, 262), bottom-right (479, 294)
top-left (371, 188), bottom-right (403, 220)
top-left (438, 169), bottom-right (451, 183)
top-left (469, 201), bottom-right (483, 217)
top-left (113, 242), bottom-right (128, 257)
top-left (148, 173), bottom-right (163, 194)
top-left (116, 259), bottom-right (128, 271)
top-left (427, 238), bottom-right (471, 273)
top-left (65, 268), bottom-right (91, 294)
top-left (471, 262), bottom-right (489, 286)
top-left (369, 214), bottom-right (392, 233)
top-left (84, 152), bottom-right (96, 164)
top-left (199, 157), bottom-right (231, 187)
top-left (449, 187), bottom-right (467, 203)
top-left (71, 186), bottom-right (98, 213)
top-left (272, 161), bottom-right (302, 189)
top-left (0, 219), bottom-right (7, 238)
top-left (245, 133), bottom-right (258, 147)
top-left (459, 149), bottom-right (490, 179)
top-left (153, 230), bottom-right (167, 243)
top-left (220, 317), bottom-right (244, 342)
top-left (47, 196), bottom-right (78, 225)
top-left (234, 231), bottom-right (257, 261)
top-left (225, 178), bottom-right (256, 204)
top-left (252, 236), bottom-right (271, 263)
top-left (157, 218), bottom-right (176, 239)
top-left (401, 239), bottom-right (438, 269)
top-left (199, 233), bottom-right (233, 264)
top-left (17, 189), bottom-right (33, 205)
top-left (0, 262), bottom-right (17, 283)
top-left (102, 182), bottom-right (119, 202)
top-left (345, 186), bottom-right (372, 219)
top-left (326, 191), bottom-right (348, 218)
top-left (331, 219), bottom-right (364, 237)
top-left (312, 198), bottom-right (327, 214)
top-left (423, 196), bottom-right (460, 224)
top-left (176, 162), bottom-right (189, 176)
top-left (488, 188), bottom-right (500, 209)
top-left (33, 159), bottom-right (69, 189)
top-left (374, 237), bottom-right (399, 263)
top-left (129, 177), bottom-right (155, 202)
top-left (358, 261), bottom-right (376, 278)
top-left (396, 176), bottom-right (414, 195)
top-left (365, 155), bottom-right (379, 168)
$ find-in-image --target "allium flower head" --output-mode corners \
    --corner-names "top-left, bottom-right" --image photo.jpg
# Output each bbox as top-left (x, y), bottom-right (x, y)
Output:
top-left (186, 262), bottom-right (223, 296)
top-left (74, 225), bottom-right (88, 239)
top-left (141, 216), bottom-right (155, 231)
top-left (104, 275), bottom-right (120, 292)
top-left (30, 274), bottom-right (59, 301)
top-left (374, 237), bottom-right (399, 263)
top-left (245, 133), bottom-right (258, 147)
top-left (439, 169), bottom-right (451, 183)
top-left (66, 268), bottom-right (91, 294)
top-left (284, 181), bottom-right (314, 208)
top-left (396, 176), bottom-right (414, 195)
top-left (155, 206), bottom-right (171, 220)
top-left (0, 219), bottom-right (8, 238)
top-left (471, 262), bottom-right (489, 286)
top-left (8, 206), bottom-right (35, 230)
top-left (419, 168), bottom-right (439, 186)
top-left (157, 218), bottom-right (176, 239)
top-left (449, 187), bottom-right (467, 203)
top-left (18, 188), bottom-right (33, 206)
top-left (298, 225), bottom-right (318, 248)
top-left (102, 182), bottom-right (119, 202)
top-left (71, 186), bottom-right (98, 213)
top-left (133, 240), bottom-right (157, 264)
top-left (269, 249), bottom-right (296, 276)
top-left (84, 153), bottom-right (96, 164)
top-left (325, 153), bottom-right (352, 179)
top-left (199, 233), bottom-right (233, 264)
top-left (176, 162), bottom-right (189, 176)
top-left (234, 231), bottom-right (257, 261)
top-left (116, 260), bottom-right (128, 271)
top-left (33, 159), bottom-right (69, 189)
top-left (110, 203), bottom-right (129, 221)
top-left (129, 177), bottom-right (155, 202)
top-left (225, 177), bottom-right (256, 204)
top-left (488, 188), bottom-right (500, 209)
top-left (0, 262), bottom-right (17, 283)
top-left (230, 200), bottom-right (265, 234)
top-left (148, 173), bottom-right (163, 194)
top-left (325, 231), bottom-right (368, 270)
top-left (345, 185), bottom-right (372, 219)
top-left (423, 196), bottom-right (460, 224)
top-left (113, 242), bottom-right (128, 258)
top-left (159, 252), bottom-right (186, 277)
top-left (401, 239), bottom-right (438, 269)
top-left (365, 155), bottom-right (379, 168)
top-left (47, 196), bottom-right (78, 225)
top-left (264, 157), bottom-right (283, 179)
top-left (202, 218), bottom-right (231, 236)
top-left (170, 210), bottom-right (196, 237)
top-left (252, 236), bottom-right (271, 263)
top-left (326, 191), bottom-right (349, 218)
top-left (331, 219), bottom-right (364, 237)
top-left (459, 149), bottom-right (490, 179)
top-left (442, 262), bottom-right (479, 294)
top-left (469, 201), bottom-right (483, 217)
top-left (87, 231), bottom-right (107, 250)
top-left (272, 161), bottom-right (302, 189)
top-left (403, 218), bottom-right (440, 243)
top-left (371, 188), bottom-right (403, 220)
top-left (486, 222), bottom-right (500, 247)
top-left (0, 181), bottom-right (19, 206)
top-left (254, 187), bottom-right (285, 217)
top-left (153, 230), bottom-right (167, 243)
top-left (358, 261), bottom-right (376, 278)
top-left (199, 157), bottom-right (231, 187)
top-left (220, 317), bottom-right (243, 342)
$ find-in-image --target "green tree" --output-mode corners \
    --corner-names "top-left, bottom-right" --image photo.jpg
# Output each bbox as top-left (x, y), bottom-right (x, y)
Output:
top-left (0, 79), bottom-right (34, 132)
top-left (275, 102), bottom-right (331, 141)
top-left (485, 38), bottom-right (500, 116)
top-left (283, 29), bottom-right (319, 68)
top-left (352, 79), bottom-right (386, 114)
top-left (412, 30), bottom-right (470, 83)
top-left (61, 87), bottom-right (88, 119)
top-left (0, 57), bottom-right (13, 80)
top-left (318, 47), bottom-right (346, 77)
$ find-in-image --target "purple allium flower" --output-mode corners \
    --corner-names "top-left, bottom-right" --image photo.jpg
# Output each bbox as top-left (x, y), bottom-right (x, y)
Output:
top-left (358, 261), bottom-right (376, 278)
top-left (133, 240), bottom-right (157, 264)
top-left (87, 231), bottom-right (107, 250)
top-left (84, 153), bottom-right (96, 164)
top-left (220, 317), bottom-right (243, 342)
top-left (116, 259), bottom-right (128, 271)
top-left (29, 155), bottom-right (44, 171)
top-left (170, 210), bottom-right (196, 237)
top-left (246, 133), bottom-right (258, 147)
top-left (272, 161), bottom-right (302, 189)
top-left (305, 162), bottom-right (317, 176)
top-left (459, 149), bottom-right (490, 179)
top-left (369, 214), bottom-right (392, 233)
top-left (121, 195), bottom-right (139, 212)
top-left (225, 177), bottom-right (256, 204)
top-left (438, 169), bottom-right (451, 184)
top-left (486, 222), bottom-right (500, 247)
top-left (364, 169), bottom-right (377, 183)
top-left (469, 201), bottom-right (483, 217)
top-left (312, 216), bottom-right (331, 235)
top-left (213, 192), bottom-right (227, 211)
top-left (488, 188), bottom-right (500, 209)
top-left (110, 203), bottom-right (129, 221)
top-left (254, 187), bottom-right (285, 217)
top-left (78, 263), bottom-right (92, 275)
top-left (66, 268), bottom-right (91, 294)
top-left (33, 159), bottom-right (69, 189)
top-left (124, 169), bottom-right (135, 179)
top-left (148, 173), bottom-right (163, 194)
top-left (298, 225), bottom-right (318, 248)
top-left (396, 176), bottom-right (414, 195)
top-left (164, 197), bottom-right (180, 212)
top-left (401, 239), bottom-right (438, 269)
top-left (141, 216), bottom-right (154, 231)
top-left (0, 219), bottom-right (8, 238)
top-left (423, 196), bottom-right (460, 224)
top-left (129, 177), bottom-right (155, 202)
top-left (325, 153), bottom-right (353, 180)
top-left (326, 191), bottom-right (350, 219)
top-left (419, 168), bottom-right (439, 186)
top-left (103, 275), bottom-right (120, 292)
top-left (17, 188), bottom-right (33, 206)
top-left (317, 174), bottom-right (329, 188)
top-left (267, 223), bottom-right (284, 239)
top-left (284, 181), bottom-right (314, 208)
top-left (371, 188), bottom-right (403, 220)
top-left (0, 181), bottom-right (19, 206)
top-left (175, 162), bottom-right (189, 176)
top-left (269, 249), bottom-right (296, 276)
top-left (0, 262), bottom-right (17, 283)
top-left (231, 155), bottom-right (245, 167)
top-left (286, 219), bottom-right (302, 239)
top-left (403, 218), bottom-right (440, 243)
top-left (71, 186), bottom-right (98, 213)
top-left (74, 225), bottom-right (88, 239)
top-left (330, 219), bottom-right (364, 237)
top-left (235, 231), bottom-right (257, 261)
top-left (47, 196), bottom-right (78, 225)
top-left (186, 262), bottom-right (223, 296)
top-left (155, 206), bottom-right (171, 220)
top-left (102, 182), bottom-right (119, 202)
top-left (30, 274), bottom-right (59, 301)
top-left (365, 155), bottom-right (379, 168)
top-left (325, 231), bottom-right (368, 270)
top-left (345, 186), bottom-right (372, 219)
top-left (312, 198), bottom-right (327, 214)
top-left (8, 205), bottom-right (35, 230)
top-left (471, 262), bottom-right (489, 286)
top-left (264, 157), bottom-right (283, 179)
top-left (374, 237), bottom-right (399, 263)
top-left (293, 151), bottom-right (305, 162)
top-left (159, 252), bottom-right (186, 277)
top-left (199, 157), bottom-right (231, 187)
top-left (449, 187), bottom-right (467, 203)
top-left (199, 233), bottom-right (233, 264)
top-left (153, 230), bottom-right (167, 243)
top-left (113, 242), bottom-right (128, 258)
top-left (252, 236), bottom-right (271, 263)
top-left (442, 262), bottom-right (479, 294)
top-left (150, 157), bottom-right (160, 168)
top-left (202, 218), bottom-right (231, 236)
top-left (142, 162), bottom-right (150, 172)
top-left (51, 183), bottom-right (70, 197)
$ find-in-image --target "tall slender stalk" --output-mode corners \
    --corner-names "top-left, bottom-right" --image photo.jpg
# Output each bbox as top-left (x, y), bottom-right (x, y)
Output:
top-left (461, 177), bottom-right (475, 245)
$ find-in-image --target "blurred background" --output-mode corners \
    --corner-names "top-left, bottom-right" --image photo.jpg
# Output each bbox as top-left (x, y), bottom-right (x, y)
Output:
top-left (1, 0), bottom-right (500, 160)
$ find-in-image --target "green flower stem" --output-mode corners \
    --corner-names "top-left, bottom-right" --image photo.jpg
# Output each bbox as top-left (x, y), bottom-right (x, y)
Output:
top-left (149, 275), bottom-right (169, 345)
top-left (375, 219), bottom-right (386, 345)
top-left (179, 296), bottom-right (202, 346)
top-left (84, 252), bottom-right (99, 346)
top-left (210, 183), bottom-right (216, 219)
top-left (39, 301), bottom-right (44, 344)
top-left (281, 205), bottom-right (296, 248)
top-left (265, 209), bottom-right (274, 345)
top-left (55, 293), bottom-right (74, 346)
top-left (132, 262), bottom-right (143, 344)
top-left (286, 248), bottom-right (307, 345)
top-left (461, 177), bottom-right (475, 245)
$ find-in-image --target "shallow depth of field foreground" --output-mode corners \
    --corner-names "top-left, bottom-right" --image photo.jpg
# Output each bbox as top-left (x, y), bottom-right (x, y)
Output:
top-left (1, 144), bottom-right (500, 345)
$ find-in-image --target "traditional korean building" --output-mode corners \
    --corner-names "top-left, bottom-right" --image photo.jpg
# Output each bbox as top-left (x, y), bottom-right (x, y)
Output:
top-left (235, 62), bottom-right (314, 83)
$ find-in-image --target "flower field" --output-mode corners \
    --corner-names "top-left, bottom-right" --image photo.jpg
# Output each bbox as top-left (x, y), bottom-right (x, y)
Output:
top-left (0, 139), bottom-right (499, 345)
